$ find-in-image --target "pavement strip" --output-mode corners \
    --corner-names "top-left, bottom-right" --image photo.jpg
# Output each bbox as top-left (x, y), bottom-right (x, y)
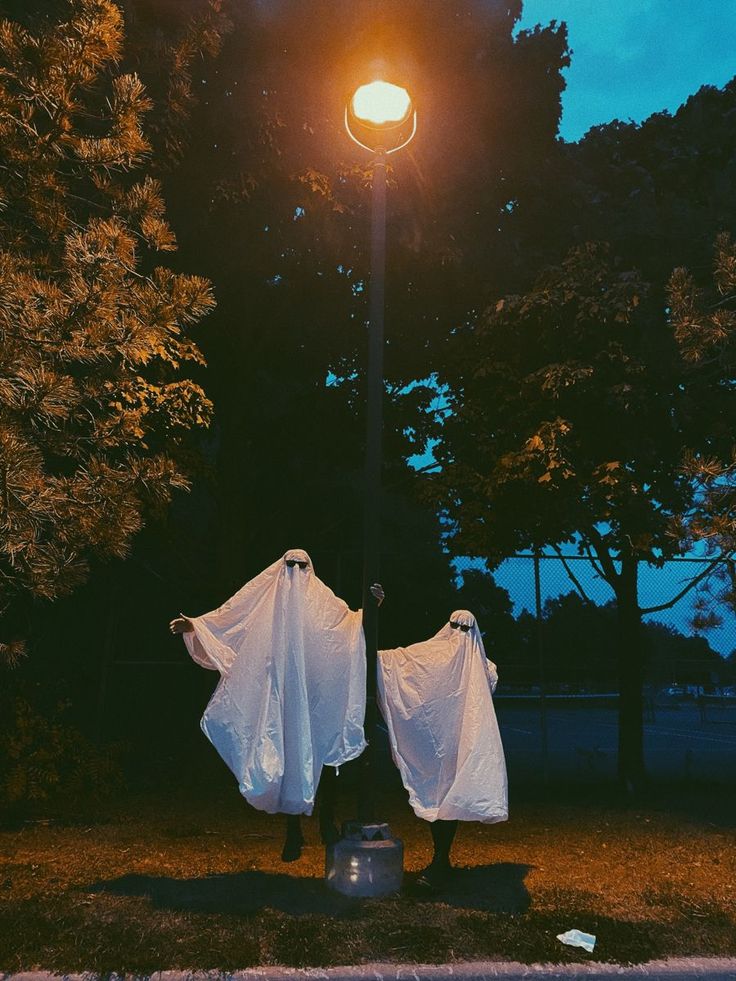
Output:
top-left (3, 961), bottom-right (736, 981)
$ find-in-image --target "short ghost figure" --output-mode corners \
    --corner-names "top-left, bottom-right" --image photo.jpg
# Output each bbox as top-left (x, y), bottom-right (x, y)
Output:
top-left (170, 549), bottom-right (368, 860)
top-left (378, 609), bottom-right (508, 889)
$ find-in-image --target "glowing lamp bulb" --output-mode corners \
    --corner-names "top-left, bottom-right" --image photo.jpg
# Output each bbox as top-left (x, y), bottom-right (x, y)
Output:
top-left (351, 80), bottom-right (411, 126)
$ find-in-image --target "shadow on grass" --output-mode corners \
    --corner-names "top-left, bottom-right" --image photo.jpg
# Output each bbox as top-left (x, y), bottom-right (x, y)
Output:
top-left (431, 862), bottom-right (533, 913)
top-left (89, 862), bottom-right (532, 917)
top-left (90, 870), bottom-right (358, 916)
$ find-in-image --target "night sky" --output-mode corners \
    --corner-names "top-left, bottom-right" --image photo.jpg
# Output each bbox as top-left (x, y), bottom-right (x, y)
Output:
top-left (518, 0), bottom-right (736, 142)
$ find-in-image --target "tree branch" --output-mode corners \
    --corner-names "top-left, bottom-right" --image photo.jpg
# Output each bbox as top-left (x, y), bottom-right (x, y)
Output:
top-left (552, 544), bottom-right (594, 604)
top-left (587, 526), bottom-right (620, 586)
top-left (640, 553), bottom-right (733, 614)
top-left (710, 291), bottom-right (736, 310)
top-left (583, 540), bottom-right (607, 581)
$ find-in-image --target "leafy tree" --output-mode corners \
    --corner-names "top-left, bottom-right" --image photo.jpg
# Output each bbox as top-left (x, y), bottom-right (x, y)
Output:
top-left (0, 1), bottom-right (578, 751)
top-left (643, 619), bottom-right (727, 689)
top-left (0, 665), bottom-right (123, 817)
top-left (502, 78), bottom-right (736, 292)
top-left (532, 592), bottom-right (726, 691)
top-left (668, 234), bottom-right (736, 614)
top-left (152, 0), bottom-right (571, 606)
top-left (415, 72), bottom-right (736, 790)
top-left (535, 593), bottom-right (618, 690)
top-left (26, 0), bottom-right (569, 753)
top-left (427, 241), bottom-right (731, 789)
top-left (0, 0), bottom-right (216, 661)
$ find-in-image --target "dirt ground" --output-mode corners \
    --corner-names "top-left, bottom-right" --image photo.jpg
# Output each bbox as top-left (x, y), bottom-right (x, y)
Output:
top-left (1, 771), bottom-right (734, 973)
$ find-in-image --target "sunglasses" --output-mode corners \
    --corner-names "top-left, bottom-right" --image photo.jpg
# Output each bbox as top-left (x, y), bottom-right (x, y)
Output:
top-left (285, 559), bottom-right (308, 569)
top-left (450, 621), bottom-right (471, 632)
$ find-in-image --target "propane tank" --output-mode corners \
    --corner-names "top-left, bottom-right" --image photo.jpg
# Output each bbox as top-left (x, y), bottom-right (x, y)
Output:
top-left (325, 821), bottom-right (403, 897)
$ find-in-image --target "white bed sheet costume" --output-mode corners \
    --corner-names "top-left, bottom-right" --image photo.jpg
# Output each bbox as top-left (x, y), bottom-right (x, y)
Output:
top-left (182, 549), bottom-right (366, 815)
top-left (377, 610), bottom-right (508, 824)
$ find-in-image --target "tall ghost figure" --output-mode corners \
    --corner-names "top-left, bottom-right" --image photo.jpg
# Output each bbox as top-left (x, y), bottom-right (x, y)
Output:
top-left (178, 549), bottom-right (367, 816)
top-left (378, 609), bottom-right (508, 825)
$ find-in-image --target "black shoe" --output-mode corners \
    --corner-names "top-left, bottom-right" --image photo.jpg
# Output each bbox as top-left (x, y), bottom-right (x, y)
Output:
top-left (281, 834), bottom-right (304, 862)
top-left (415, 862), bottom-right (452, 892)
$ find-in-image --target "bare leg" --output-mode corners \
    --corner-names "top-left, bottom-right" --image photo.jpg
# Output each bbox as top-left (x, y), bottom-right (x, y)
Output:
top-left (281, 814), bottom-right (304, 862)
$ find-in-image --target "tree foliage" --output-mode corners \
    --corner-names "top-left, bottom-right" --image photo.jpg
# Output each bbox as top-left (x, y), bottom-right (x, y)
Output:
top-left (429, 241), bottom-right (692, 563)
top-left (669, 233), bottom-right (736, 611)
top-left (414, 68), bottom-right (736, 785)
top-left (502, 591), bottom-right (729, 691)
top-left (121, 0), bottom-right (231, 167)
top-left (0, 672), bottom-right (123, 815)
top-left (0, 0), bottom-right (216, 659)
top-left (425, 234), bottom-right (736, 785)
top-left (154, 0), bottom-right (571, 606)
top-left (504, 78), bottom-right (736, 291)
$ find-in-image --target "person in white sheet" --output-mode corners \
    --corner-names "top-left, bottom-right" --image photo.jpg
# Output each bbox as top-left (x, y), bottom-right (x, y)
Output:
top-left (378, 609), bottom-right (507, 889)
top-left (170, 548), bottom-right (383, 861)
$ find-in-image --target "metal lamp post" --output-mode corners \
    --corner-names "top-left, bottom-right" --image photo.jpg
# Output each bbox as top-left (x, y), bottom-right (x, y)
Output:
top-left (324, 80), bottom-right (416, 898)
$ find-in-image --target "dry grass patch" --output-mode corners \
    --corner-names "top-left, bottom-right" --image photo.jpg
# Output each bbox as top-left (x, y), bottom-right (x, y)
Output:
top-left (0, 782), bottom-right (734, 971)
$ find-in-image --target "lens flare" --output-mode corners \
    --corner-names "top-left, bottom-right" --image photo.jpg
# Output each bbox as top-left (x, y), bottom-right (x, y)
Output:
top-left (351, 80), bottom-right (411, 126)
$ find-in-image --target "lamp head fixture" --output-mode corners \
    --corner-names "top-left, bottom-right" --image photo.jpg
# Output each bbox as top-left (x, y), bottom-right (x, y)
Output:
top-left (346, 78), bottom-right (416, 155)
top-left (351, 80), bottom-right (411, 127)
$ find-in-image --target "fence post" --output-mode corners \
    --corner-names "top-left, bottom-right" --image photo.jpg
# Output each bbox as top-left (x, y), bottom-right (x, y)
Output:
top-left (534, 550), bottom-right (549, 785)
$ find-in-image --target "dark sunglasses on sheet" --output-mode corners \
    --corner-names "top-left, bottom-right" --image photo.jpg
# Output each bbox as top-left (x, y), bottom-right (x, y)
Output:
top-left (285, 559), bottom-right (308, 569)
top-left (450, 621), bottom-right (471, 632)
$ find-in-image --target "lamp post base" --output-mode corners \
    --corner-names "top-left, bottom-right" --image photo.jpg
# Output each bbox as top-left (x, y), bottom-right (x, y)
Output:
top-left (325, 821), bottom-right (403, 897)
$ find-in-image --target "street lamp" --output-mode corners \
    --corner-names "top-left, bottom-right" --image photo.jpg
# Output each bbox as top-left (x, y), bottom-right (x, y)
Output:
top-left (347, 78), bottom-right (416, 819)
top-left (325, 80), bottom-right (416, 898)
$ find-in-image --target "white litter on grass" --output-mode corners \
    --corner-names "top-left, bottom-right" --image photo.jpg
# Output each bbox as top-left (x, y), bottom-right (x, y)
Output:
top-left (557, 928), bottom-right (597, 952)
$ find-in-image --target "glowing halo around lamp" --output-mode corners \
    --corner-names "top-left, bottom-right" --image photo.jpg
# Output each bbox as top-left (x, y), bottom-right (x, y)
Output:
top-left (351, 80), bottom-right (412, 127)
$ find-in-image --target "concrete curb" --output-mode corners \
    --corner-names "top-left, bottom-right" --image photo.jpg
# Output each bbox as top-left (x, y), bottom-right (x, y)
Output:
top-left (3, 960), bottom-right (736, 981)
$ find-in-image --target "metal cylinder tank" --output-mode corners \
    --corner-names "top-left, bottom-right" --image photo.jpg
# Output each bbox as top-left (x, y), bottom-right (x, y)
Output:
top-left (325, 821), bottom-right (403, 898)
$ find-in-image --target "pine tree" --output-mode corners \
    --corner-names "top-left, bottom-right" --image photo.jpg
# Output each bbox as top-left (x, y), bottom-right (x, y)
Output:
top-left (0, 0), bottom-right (215, 661)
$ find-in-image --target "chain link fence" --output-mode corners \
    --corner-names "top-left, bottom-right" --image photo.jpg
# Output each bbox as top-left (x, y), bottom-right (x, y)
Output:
top-left (453, 552), bottom-right (736, 691)
top-left (453, 552), bottom-right (736, 782)
top-left (93, 548), bottom-right (736, 783)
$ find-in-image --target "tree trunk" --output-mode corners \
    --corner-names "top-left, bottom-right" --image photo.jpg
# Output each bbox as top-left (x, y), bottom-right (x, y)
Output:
top-left (616, 553), bottom-right (646, 791)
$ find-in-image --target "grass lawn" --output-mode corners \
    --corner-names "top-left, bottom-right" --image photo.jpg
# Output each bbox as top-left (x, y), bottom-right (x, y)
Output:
top-left (1, 774), bottom-right (734, 973)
